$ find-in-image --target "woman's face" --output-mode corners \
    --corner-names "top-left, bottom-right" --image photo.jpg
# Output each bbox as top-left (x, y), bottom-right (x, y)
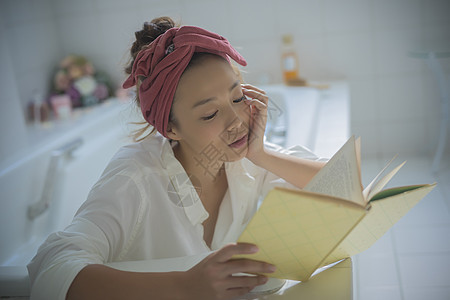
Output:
top-left (167, 55), bottom-right (250, 164)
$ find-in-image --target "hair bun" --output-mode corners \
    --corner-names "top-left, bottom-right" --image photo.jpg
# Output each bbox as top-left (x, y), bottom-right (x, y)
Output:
top-left (125, 16), bottom-right (176, 74)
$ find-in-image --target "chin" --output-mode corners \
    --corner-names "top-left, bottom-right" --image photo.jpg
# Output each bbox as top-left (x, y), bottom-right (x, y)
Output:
top-left (226, 146), bottom-right (248, 162)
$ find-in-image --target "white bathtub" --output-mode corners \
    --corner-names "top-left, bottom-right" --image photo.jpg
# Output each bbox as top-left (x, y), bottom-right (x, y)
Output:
top-left (0, 98), bottom-right (135, 297)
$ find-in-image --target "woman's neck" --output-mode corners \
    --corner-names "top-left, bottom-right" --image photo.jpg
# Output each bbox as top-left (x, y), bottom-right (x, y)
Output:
top-left (171, 140), bottom-right (226, 186)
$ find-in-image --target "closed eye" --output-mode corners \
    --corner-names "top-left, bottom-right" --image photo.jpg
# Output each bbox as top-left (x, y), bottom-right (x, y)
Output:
top-left (202, 111), bottom-right (217, 120)
top-left (201, 96), bottom-right (246, 121)
top-left (233, 95), bottom-right (246, 103)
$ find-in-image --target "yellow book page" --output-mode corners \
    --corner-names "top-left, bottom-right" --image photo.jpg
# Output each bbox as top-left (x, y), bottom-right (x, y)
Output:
top-left (320, 184), bottom-right (436, 267)
top-left (232, 187), bottom-right (366, 281)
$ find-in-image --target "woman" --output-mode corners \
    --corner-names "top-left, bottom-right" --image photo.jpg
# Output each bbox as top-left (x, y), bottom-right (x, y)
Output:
top-left (28, 17), bottom-right (326, 299)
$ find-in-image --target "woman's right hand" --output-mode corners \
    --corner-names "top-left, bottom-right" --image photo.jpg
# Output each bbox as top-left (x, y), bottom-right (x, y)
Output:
top-left (182, 243), bottom-right (276, 300)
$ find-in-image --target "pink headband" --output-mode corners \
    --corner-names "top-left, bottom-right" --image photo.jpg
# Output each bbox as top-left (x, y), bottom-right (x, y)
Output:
top-left (122, 25), bottom-right (247, 138)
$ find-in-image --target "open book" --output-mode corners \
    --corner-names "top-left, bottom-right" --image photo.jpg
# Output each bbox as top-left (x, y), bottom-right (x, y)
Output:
top-left (232, 136), bottom-right (436, 282)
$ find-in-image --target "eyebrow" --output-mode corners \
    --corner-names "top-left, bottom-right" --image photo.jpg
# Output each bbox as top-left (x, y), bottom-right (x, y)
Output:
top-left (191, 80), bottom-right (241, 110)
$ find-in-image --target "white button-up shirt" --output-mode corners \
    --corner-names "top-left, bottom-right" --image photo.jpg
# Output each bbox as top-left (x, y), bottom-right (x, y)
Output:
top-left (27, 133), bottom-right (323, 299)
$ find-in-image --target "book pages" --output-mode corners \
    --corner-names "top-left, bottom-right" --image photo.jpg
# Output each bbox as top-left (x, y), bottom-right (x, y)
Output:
top-left (362, 155), bottom-right (398, 200)
top-left (366, 161), bottom-right (406, 201)
top-left (304, 136), bottom-right (365, 206)
top-left (320, 184), bottom-right (436, 267)
top-left (233, 187), bottom-right (366, 281)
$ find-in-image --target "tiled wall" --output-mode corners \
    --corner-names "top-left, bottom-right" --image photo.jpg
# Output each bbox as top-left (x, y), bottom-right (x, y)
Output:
top-left (1, 0), bottom-right (449, 163)
top-left (0, 0), bottom-right (61, 167)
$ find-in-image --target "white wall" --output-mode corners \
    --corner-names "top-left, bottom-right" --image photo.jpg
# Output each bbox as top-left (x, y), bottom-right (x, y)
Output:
top-left (1, 0), bottom-right (449, 160)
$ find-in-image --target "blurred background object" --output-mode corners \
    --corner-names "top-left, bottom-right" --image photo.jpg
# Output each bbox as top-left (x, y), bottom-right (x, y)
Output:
top-left (50, 54), bottom-right (113, 110)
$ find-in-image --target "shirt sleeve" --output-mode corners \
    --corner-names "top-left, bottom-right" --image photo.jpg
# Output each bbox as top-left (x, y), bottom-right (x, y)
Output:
top-left (258, 140), bottom-right (329, 201)
top-left (27, 161), bottom-right (148, 300)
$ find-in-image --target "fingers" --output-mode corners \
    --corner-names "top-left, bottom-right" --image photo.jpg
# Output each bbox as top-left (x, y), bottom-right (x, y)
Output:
top-left (242, 84), bottom-right (268, 106)
top-left (243, 89), bottom-right (268, 106)
top-left (225, 259), bottom-right (276, 275)
top-left (214, 243), bottom-right (277, 277)
top-left (225, 287), bottom-right (254, 299)
top-left (244, 97), bottom-right (267, 110)
top-left (224, 275), bottom-right (268, 299)
top-left (214, 243), bottom-right (259, 263)
top-left (241, 83), bottom-right (266, 95)
top-left (189, 243), bottom-right (276, 299)
top-left (241, 84), bottom-right (267, 99)
top-left (226, 274), bottom-right (268, 290)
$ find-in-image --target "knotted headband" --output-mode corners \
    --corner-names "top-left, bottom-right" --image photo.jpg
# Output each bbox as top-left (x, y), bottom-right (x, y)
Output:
top-left (123, 25), bottom-right (247, 138)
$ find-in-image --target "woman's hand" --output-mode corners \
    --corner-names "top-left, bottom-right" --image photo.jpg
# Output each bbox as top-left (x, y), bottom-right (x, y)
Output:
top-left (241, 84), bottom-right (268, 164)
top-left (183, 243), bottom-right (276, 300)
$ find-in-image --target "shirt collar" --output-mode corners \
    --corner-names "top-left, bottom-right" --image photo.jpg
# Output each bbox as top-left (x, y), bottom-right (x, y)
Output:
top-left (158, 135), bottom-right (209, 226)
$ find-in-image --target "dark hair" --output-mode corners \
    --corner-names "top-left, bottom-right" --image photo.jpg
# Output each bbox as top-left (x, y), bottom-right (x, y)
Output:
top-left (124, 16), bottom-right (176, 75)
top-left (125, 17), bottom-right (243, 142)
top-left (125, 16), bottom-right (177, 142)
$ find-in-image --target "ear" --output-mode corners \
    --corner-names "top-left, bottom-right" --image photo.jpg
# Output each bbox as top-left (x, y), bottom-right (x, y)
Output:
top-left (166, 121), bottom-right (182, 141)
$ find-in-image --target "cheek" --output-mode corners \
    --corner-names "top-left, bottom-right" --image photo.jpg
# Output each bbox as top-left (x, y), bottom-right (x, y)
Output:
top-left (239, 103), bottom-right (251, 123)
top-left (197, 122), bottom-right (224, 141)
top-left (192, 105), bottom-right (250, 145)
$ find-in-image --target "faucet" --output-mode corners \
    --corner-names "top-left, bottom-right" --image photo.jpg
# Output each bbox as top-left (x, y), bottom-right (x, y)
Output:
top-left (27, 138), bottom-right (83, 220)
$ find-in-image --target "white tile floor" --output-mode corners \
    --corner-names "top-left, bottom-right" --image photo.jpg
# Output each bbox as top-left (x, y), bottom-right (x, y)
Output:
top-left (352, 155), bottom-right (450, 300)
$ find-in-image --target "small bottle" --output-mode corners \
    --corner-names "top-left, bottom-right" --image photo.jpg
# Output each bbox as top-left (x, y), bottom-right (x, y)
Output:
top-left (27, 91), bottom-right (43, 126)
top-left (281, 34), bottom-right (299, 84)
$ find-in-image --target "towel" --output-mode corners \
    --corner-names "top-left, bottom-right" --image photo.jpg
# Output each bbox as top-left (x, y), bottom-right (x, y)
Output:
top-left (123, 25), bottom-right (247, 138)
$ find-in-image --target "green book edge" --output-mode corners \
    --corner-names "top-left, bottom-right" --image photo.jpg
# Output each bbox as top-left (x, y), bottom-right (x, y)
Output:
top-left (369, 184), bottom-right (429, 201)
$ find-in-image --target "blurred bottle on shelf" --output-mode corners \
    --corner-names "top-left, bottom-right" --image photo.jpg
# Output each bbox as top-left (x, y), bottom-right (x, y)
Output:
top-left (281, 34), bottom-right (301, 85)
top-left (280, 35), bottom-right (329, 89)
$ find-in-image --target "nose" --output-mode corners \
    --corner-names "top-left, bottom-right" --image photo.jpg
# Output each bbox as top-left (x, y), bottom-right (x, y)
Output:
top-left (225, 106), bottom-right (244, 133)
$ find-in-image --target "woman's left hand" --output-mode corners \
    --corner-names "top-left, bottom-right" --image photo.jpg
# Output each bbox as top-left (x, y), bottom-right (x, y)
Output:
top-left (242, 84), bottom-right (268, 164)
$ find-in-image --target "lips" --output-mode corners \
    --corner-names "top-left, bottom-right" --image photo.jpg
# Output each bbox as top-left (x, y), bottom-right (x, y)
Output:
top-left (229, 133), bottom-right (248, 145)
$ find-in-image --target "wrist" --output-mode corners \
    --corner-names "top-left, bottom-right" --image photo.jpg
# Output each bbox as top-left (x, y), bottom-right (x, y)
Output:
top-left (248, 147), bottom-right (269, 167)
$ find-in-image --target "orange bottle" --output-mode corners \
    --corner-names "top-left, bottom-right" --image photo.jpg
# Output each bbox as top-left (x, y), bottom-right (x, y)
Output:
top-left (281, 34), bottom-right (299, 83)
